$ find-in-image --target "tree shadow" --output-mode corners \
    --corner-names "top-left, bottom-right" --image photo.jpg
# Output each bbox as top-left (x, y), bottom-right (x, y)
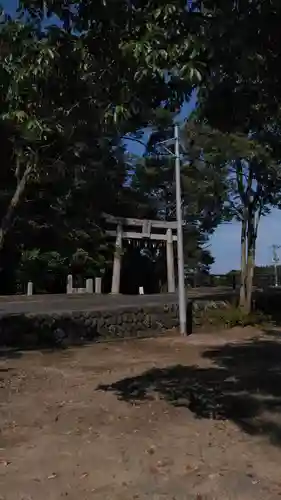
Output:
top-left (99, 338), bottom-right (281, 446)
top-left (0, 348), bottom-right (22, 359)
top-left (255, 289), bottom-right (281, 325)
top-left (261, 327), bottom-right (281, 339)
top-left (0, 313), bottom-right (102, 352)
top-left (0, 366), bottom-right (14, 385)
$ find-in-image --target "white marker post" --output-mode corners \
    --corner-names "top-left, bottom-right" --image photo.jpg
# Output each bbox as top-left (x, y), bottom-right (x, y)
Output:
top-left (95, 277), bottom-right (102, 294)
top-left (66, 274), bottom-right (73, 294)
top-left (86, 278), bottom-right (93, 294)
top-left (27, 281), bottom-right (33, 296)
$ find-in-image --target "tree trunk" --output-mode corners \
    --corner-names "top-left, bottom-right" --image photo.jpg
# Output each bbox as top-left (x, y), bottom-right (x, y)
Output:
top-left (245, 240), bottom-right (255, 314)
top-left (244, 205), bottom-right (260, 314)
top-left (0, 163), bottom-right (32, 253)
top-left (241, 200), bottom-right (259, 315)
top-left (238, 161), bottom-right (257, 314)
top-left (239, 211), bottom-right (256, 314)
top-left (239, 215), bottom-right (247, 309)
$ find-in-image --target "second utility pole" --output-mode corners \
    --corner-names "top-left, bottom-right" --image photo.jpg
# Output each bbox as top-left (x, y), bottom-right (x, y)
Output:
top-left (174, 124), bottom-right (187, 335)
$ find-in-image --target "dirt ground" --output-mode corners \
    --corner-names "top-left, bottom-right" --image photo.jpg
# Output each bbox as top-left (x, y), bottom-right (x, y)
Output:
top-left (1, 326), bottom-right (281, 500)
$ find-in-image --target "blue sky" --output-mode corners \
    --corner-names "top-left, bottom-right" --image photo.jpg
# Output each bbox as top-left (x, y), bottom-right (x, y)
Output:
top-left (3, 0), bottom-right (281, 273)
top-left (2, 0), bottom-right (17, 14)
top-left (211, 212), bottom-right (281, 273)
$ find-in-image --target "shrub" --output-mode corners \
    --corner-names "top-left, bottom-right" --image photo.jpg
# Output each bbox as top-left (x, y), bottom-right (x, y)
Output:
top-left (204, 306), bottom-right (269, 329)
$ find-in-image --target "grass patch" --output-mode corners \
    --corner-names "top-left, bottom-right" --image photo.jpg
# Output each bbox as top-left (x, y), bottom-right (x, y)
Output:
top-left (202, 305), bottom-right (270, 329)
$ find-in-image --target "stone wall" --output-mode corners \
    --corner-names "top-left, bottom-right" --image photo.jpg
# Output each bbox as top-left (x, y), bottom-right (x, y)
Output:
top-left (0, 299), bottom-right (230, 349)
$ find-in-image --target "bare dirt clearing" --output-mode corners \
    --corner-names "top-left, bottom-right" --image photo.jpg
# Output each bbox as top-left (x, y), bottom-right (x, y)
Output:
top-left (1, 326), bottom-right (281, 499)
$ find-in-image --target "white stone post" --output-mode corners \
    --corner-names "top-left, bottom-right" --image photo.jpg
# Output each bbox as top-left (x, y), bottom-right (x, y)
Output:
top-left (166, 228), bottom-right (175, 293)
top-left (111, 224), bottom-right (122, 294)
top-left (66, 274), bottom-right (73, 294)
top-left (86, 278), bottom-right (93, 294)
top-left (27, 281), bottom-right (33, 296)
top-left (95, 277), bottom-right (102, 294)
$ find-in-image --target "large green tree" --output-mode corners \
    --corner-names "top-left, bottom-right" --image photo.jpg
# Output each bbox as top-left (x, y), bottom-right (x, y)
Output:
top-left (185, 122), bottom-right (281, 312)
top-left (195, 0), bottom-right (281, 132)
top-left (0, 2), bottom-right (204, 292)
top-left (186, 0), bottom-right (281, 311)
top-left (20, 0), bottom-right (204, 125)
top-left (0, 12), bottom-right (127, 289)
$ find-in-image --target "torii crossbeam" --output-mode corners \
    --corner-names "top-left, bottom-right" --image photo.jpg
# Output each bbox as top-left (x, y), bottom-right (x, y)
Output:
top-left (103, 214), bottom-right (177, 294)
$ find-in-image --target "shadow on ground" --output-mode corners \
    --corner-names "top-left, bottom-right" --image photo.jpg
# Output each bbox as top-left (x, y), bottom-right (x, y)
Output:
top-left (99, 336), bottom-right (281, 446)
top-left (0, 348), bottom-right (22, 359)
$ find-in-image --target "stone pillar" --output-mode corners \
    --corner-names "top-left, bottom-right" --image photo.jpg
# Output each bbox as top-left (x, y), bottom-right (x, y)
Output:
top-left (95, 277), bottom-right (102, 294)
top-left (166, 228), bottom-right (175, 293)
top-left (66, 274), bottom-right (73, 294)
top-left (86, 278), bottom-right (93, 293)
top-left (27, 281), bottom-right (33, 296)
top-left (111, 224), bottom-right (122, 294)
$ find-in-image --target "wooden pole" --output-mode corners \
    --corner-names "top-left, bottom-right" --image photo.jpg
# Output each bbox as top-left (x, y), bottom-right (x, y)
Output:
top-left (166, 229), bottom-right (175, 293)
top-left (175, 124), bottom-right (187, 334)
top-left (111, 223), bottom-right (122, 294)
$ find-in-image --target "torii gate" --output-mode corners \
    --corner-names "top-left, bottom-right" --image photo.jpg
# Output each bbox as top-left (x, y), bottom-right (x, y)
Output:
top-left (103, 214), bottom-right (177, 294)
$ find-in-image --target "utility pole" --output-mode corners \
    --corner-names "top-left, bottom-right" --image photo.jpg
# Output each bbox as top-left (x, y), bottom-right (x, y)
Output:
top-left (272, 244), bottom-right (281, 287)
top-left (174, 124), bottom-right (187, 335)
top-left (122, 126), bottom-right (187, 334)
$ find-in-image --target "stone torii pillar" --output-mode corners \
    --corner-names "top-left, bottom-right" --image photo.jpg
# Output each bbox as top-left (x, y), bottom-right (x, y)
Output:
top-left (166, 228), bottom-right (175, 293)
top-left (111, 223), bottom-right (122, 294)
